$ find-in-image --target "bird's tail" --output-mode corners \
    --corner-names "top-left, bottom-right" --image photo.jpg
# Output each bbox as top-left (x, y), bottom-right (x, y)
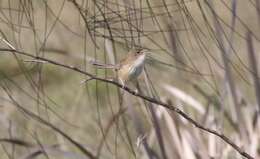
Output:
top-left (90, 60), bottom-right (119, 70)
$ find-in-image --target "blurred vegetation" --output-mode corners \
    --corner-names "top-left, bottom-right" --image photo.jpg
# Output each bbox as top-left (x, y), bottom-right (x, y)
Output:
top-left (0, 0), bottom-right (260, 159)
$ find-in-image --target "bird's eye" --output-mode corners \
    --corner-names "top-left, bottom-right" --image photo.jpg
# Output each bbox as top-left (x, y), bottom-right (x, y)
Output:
top-left (136, 49), bottom-right (143, 54)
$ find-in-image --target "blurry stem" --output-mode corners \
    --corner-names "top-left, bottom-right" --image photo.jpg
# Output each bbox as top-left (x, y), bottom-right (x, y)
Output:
top-left (139, 68), bottom-right (168, 159)
top-left (1, 85), bottom-right (97, 159)
top-left (0, 48), bottom-right (254, 159)
top-left (209, 0), bottom-right (247, 143)
top-left (68, 0), bottom-right (99, 48)
top-left (96, 107), bottom-right (128, 157)
top-left (125, 92), bottom-right (154, 159)
top-left (256, 0), bottom-right (260, 28)
top-left (193, 84), bottom-right (238, 131)
top-left (246, 31), bottom-right (260, 114)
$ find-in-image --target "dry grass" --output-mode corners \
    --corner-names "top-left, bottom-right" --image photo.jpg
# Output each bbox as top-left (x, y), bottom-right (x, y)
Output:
top-left (0, 0), bottom-right (259, 159)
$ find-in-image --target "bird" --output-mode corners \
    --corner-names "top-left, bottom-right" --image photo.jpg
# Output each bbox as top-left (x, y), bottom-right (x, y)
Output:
top-left (91, 48), bottom-right (148, 88)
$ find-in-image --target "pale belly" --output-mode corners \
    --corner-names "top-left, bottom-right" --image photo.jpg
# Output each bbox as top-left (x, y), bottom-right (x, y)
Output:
top-left (118, 53), bottom-right (145, 83)
top-left (128, 63), bottom-right (144, 80)
top-left (118, 62), bottom-right (144, 83)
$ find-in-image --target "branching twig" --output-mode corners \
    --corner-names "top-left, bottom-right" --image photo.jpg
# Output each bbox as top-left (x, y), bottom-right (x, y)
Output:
top-left (0, 48), bottom-right (254, 159)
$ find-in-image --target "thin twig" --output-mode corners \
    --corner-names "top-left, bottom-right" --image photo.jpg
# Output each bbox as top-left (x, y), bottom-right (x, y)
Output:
top-left (23, 59), bottom-right (48, 63)
top-left (0, 36), bottom-right (16, 50)
top-left (80, 77), bottom-right (94, 84)
top-left (1, 84), bottom-right (97, 159)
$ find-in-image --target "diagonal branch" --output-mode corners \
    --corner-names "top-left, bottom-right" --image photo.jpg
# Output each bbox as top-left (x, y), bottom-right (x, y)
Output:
top-left (1, 84), bottom-right (97, 159)
top-left (0, 48), bottom-right (254, 159)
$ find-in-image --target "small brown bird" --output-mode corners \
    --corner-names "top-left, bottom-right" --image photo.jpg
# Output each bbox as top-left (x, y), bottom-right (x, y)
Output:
top-left (91, 49), bottom-right (148, 87)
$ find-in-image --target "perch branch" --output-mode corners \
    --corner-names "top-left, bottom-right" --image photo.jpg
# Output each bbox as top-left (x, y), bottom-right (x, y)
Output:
top-left (0, 48), bottom-right (254, 159)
